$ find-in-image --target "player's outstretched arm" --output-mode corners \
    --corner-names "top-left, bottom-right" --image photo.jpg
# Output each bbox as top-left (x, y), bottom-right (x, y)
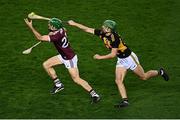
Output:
top-left (68, 20), bottom-right (95, 34)
top-left (93, 48), bottom-right (118, 60)
top-left (24, 18), bottom-right (49, 42)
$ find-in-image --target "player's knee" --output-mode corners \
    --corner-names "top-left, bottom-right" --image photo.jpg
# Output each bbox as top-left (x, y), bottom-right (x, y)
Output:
top-left (115, 78), bottom-right (123, 85)
top-left (43, 62), bottom-right (47, 69)
top-left (43, 61), bottom-right (50, 69)
top-left (140, 74), bottom-right (147, 80)
top-left (71, 75), bottom-right (80, 84)
top-left (141, 77), bottom-right (148, 80)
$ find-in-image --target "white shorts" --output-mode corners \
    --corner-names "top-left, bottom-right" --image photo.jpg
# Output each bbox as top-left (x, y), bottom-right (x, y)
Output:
top-left (57, 55), bottom-right (78, 69)
top-left (116, 52), bottom-right (140, 70)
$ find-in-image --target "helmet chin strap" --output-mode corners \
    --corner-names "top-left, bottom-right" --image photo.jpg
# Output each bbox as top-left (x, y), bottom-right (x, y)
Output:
top-left (48, 24), bottom-right (58, 32)
top-left (104, 32), bottom-right (112, 36)
top-left (48, 28), bottom-right (57, 32)
top-left (101, 27), bottom-right (112, 36)
top-left (48, 29), bottom-right (54, 32)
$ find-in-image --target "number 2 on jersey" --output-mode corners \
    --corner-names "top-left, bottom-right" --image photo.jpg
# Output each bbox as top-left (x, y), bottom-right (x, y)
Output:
top-left (62, 37), bottom-right (69, 48)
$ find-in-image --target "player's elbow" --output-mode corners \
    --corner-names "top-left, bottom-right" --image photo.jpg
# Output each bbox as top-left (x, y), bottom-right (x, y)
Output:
top-left (110, 53), bottom-right (116, 58)
top-left (85, 28), bottom-right (94, 34)
top-left (110, 49), bottom-right (118, 58)
top-left (37, 36), bottom-right (48, 41)
top-left (36, 36), bottom-right (43, 41)
top-left (84, 29), bottom-right (90, 33)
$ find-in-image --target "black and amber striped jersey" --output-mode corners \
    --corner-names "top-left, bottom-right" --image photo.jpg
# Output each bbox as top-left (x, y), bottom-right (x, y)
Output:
top-left (94, 29), bottom-right (131, 58)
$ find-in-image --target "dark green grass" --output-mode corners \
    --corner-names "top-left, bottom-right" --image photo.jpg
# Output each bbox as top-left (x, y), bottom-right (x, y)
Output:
top-left (0, 0), bottom-right (180, 118)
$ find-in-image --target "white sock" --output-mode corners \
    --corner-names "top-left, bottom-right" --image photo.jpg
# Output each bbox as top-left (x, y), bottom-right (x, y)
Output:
top-left (90, 90), bottom-right (99, 97)
top-left (54, 78), bottom-right (62, 87)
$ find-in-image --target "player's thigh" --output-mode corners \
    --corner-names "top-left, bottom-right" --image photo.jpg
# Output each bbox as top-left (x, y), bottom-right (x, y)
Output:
top-left (133, 64), bottom-right (145, 78)
top-left (115, 67), bottom-right (127, 81)
top-left (44, 55), bottom-right (63, 67)
top-left (68, 68), bottom-right (80, 79)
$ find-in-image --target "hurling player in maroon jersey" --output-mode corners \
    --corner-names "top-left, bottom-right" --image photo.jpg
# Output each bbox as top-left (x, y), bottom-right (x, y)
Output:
top-left (24, 18), bottom-right (100, 103)
top-left (68, 20), bottom-right (169, 108)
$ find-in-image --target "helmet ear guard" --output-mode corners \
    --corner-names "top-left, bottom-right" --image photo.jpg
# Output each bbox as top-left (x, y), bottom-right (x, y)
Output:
top-left (49, 18), bottom-right (63, 30)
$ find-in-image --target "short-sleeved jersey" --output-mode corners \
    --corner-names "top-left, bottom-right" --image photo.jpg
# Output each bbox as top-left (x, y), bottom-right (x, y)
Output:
top-left (94, 29), bottom-right (131, 58)
top-left (49, 28), bottom-right (75, 60)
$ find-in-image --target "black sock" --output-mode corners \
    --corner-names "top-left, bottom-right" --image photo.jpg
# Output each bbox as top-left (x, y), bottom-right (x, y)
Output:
top-left (158, 70), bottom-right (161, 75)
top-left (122, 98), bottom-right (128, 102)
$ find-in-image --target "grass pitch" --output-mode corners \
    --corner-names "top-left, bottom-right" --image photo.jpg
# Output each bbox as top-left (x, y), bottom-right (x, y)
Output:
top-left (0, 0), bottom-right (180, 118)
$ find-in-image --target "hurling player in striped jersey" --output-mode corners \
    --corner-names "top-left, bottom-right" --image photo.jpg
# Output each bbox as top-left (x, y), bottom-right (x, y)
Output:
top-left (68, 20), bottom-right (169, 108)
top-left (24, 18), bottom-right (100, 103)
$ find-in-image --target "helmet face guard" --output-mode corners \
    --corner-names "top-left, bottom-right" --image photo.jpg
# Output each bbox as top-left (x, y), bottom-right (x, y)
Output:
top-left (103, 20), bottom-right (117, 32)
top-left (49, 18), bottom-right (63, 30)
top-left (101, 25), bottom-right (111, 34)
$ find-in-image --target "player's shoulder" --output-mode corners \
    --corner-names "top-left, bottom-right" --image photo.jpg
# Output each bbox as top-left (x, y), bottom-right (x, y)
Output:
top-left (52, 28), bottom-right (66, 36)
top-left (111, 32), bottom-right (120, 42)
top-left (94, 29), bottom-right (103, 36)
top-left (60, 28), bottom-right (67, 33)
top-left (57, 28), bottom-right (66, 34)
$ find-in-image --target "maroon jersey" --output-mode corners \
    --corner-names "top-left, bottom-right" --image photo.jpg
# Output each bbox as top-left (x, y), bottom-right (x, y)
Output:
top-left (49, 28), bottom-right (75, 60)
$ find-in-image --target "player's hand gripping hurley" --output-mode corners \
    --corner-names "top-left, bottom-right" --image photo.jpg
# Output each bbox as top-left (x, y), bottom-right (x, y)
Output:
top-left (28, 12), bottom-right (51, 21)
top-left (28, 12), bottom-right (67, 22)
top-left (23, 12), bottom-right (50, 55)
top-left (23, 12), bottom-right (67, 55)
